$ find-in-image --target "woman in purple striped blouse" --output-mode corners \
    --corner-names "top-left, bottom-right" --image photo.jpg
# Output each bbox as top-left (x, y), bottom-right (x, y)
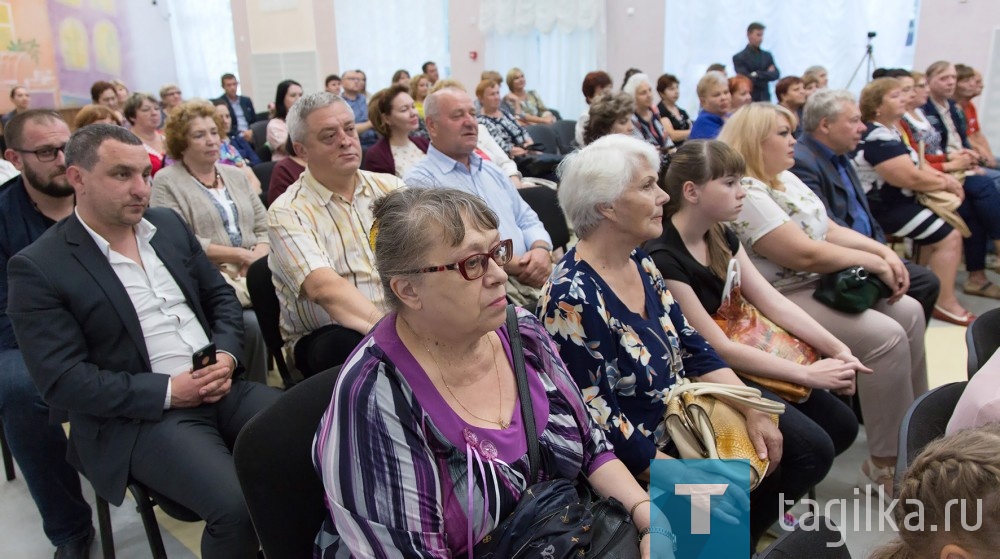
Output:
top-left (313, 188), bottom-right (666, 558)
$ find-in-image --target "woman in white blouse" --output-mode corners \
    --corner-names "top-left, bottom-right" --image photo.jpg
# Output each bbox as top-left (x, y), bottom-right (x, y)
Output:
top-left (719, 103), bottom-right (928, 499)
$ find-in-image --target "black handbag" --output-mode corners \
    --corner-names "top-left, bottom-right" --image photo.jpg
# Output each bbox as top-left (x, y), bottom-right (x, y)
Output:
top-left (812, 266), bottom-right (892, 314)
top-left (472, 306), bottom-right (640, 558)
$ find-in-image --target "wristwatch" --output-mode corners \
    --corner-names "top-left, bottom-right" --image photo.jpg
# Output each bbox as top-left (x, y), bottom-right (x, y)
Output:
top-left (638, 526), bottom-right (677, 552)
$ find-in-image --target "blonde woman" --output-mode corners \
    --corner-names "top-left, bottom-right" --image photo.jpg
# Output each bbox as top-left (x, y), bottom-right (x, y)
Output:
top-left (870, 424), bottom-right (1000, 559)
top-left (719, 103), bottom-right (928, 497)
top-left (504, 67), bottom-right (555, 125)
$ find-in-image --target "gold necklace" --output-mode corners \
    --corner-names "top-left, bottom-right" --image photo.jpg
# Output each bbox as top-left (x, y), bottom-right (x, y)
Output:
top-left (401, 316), bottom-right (508, 429)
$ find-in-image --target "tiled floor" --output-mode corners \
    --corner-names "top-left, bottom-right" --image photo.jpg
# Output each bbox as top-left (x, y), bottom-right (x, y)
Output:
top-left (1, 277), bottom-right (995, 558)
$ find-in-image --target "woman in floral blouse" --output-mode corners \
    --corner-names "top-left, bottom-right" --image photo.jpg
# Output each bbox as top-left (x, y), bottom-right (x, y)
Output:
top-left (539, 134), bottom-right (800, 545)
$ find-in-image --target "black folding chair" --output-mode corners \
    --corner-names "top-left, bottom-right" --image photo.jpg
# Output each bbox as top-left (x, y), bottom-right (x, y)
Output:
top-left (753, 515), bottom-right (851, 558)
top-left (94, 481), bottom-right (201, 559)
top-left (894, 381), bottom-right (967, 491)
top-left (518, 185), bottom-right (571, 251)
top-left (234, 366), bottom-right (340, 559)
top-left (552, 119), bottom-right (578, 153)
top-left (966, 307), bottom-right (1000, 378)
top-left (252, 161), bottom-right (277, 208)
top-left (246, 256), bottom-right (297, 387)
top-left (0, 418), bottom-right (14, 481)
top-left (524, 124), bottom-right (561, 155)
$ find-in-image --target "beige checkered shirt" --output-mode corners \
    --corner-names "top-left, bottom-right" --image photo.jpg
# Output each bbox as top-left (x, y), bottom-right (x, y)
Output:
top-left (267, 169), bottom-right (404, 348)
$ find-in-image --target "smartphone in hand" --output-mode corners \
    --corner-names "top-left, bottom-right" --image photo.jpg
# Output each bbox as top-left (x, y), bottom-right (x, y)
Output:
top-left (192, 343), bottom-right (217, 371)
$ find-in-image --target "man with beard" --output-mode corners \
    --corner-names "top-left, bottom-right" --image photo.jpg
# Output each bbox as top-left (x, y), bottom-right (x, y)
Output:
top-left (1, 110), bottom-right (94, 558)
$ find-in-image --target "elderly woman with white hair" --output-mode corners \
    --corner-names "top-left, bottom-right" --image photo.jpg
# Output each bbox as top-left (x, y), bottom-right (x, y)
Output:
top-left (622, 72), bottom-right (672, 153)
top-left (688, 71), bottom-right (733, 140)
top-left (539, 134), bottom-right (823, 546)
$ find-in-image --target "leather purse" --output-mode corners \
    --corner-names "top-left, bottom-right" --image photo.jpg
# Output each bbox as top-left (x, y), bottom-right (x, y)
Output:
top-left (812, 266), bottom-right (891, 314)
top-left (472, 306), bottom-right (640, 559)
top-left (663, 378), bottom-right (785, 490)
top-left (713, 259), bottom-right (815, 403)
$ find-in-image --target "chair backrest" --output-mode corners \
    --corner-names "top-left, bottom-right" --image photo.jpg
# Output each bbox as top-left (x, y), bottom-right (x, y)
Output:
top-left (894, 381), bottom-right (967, 490)
top-left (754, 516), bottom-right (851, 558)
top-left (234, 366), bottom-right (340, 559)
top-left (250, 120), bottom-right (270, 151)
top-left (966, 307), bottom-right (1000, 378)
top-left (552, 119), bottom-right (578, 154)
top-left (251, 161), bottom-right (277, 206)
top-left (525, 124), bottom-right (560, 155)
top-left (246, 256), bottom-right (295, 386)
top-left (518, 185), bottom-right (571, 251)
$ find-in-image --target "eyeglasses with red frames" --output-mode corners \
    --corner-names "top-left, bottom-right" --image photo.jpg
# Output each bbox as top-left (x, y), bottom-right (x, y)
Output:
top-left (396, 239), bottom-right (513, 281)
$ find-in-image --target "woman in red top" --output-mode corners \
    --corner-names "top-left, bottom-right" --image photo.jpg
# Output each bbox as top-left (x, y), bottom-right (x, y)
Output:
top-left (955, 64), bottom-right (996, 168)
top-left (123, 92), bottom-right (168, 176)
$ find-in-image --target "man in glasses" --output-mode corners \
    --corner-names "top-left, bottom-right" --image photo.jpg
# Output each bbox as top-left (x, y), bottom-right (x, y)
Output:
top-left (0, 110), bottom-right (95, 558)
top-left (268, 92), bottom-right (404, 377)
top-left (405, 87), bottom-right (552, 308)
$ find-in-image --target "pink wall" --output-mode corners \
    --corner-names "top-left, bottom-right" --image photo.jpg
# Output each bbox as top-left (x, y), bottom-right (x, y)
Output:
top-left (913, 0), bottom-right (995, 75)
top-left (605, 1), bottom-right (665, 87)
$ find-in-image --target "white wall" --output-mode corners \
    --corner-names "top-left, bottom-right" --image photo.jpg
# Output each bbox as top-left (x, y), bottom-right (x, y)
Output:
top-left (121, 2), bottom-right (179, 96)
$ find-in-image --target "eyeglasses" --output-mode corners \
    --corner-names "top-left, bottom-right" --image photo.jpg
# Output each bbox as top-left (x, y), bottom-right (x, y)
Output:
top-left (395, 239), bottom-right (513, 281)
top-left (13, 144), bottom-right (67, 162)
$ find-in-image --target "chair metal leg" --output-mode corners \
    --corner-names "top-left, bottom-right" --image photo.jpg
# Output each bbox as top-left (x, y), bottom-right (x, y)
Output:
top-left (130, 484), bottom-right (169, 559)
top-left (96, 495), bottom-right (116, 559)
top-left (0, 420), bottom-right (15, 481)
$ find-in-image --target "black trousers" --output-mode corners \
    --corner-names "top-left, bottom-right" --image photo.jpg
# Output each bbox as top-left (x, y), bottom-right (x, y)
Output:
top-left (293, 324), bottom-right (365, 377)
top-left (128, 380), bottom-right (281, 559)
top-left (904, 260), bottom-right (941, 325)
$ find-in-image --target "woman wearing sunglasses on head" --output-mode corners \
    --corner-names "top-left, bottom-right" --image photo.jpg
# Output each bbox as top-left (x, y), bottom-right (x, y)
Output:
top-left (314, 187), bottom-right (668, 558)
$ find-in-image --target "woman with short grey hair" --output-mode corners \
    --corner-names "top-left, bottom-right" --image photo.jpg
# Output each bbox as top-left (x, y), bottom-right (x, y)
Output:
top-left (622, 73), bottom-right (671, 152)
top-left (313, 186), bottom-right (661, 558)
top-left (540, 133), bottom-right (784, 545)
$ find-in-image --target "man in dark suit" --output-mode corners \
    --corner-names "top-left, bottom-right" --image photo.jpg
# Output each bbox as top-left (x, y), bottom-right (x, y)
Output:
top-left (732, 22), bottom-right (780, 102)
top-left (790, 89), bottom-right (941, 323)
top-left (216, 73), bottom-right (257, 142)
top-left (8, 124), bottom-right (280, 558)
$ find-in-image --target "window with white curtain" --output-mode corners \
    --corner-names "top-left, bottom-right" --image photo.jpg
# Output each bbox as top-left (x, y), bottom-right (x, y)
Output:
top-left (334, 0), bottom-right (450, 93)
top-left (480, 0), bottom-right (605, 121)
top-left (662, 0), bottom-right (919, 115)
top-left (165, 0), bottom-right (239, 100)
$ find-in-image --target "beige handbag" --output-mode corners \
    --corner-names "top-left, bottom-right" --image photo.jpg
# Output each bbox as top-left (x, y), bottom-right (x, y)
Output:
top-left (664, 378), bottom-right (785, 490)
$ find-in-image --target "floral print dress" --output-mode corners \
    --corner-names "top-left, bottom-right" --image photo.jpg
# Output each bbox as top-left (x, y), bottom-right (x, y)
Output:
top-left (537, 247), bottom-right (727, 474)
top-left (728, 172), bottom-right (829, 291)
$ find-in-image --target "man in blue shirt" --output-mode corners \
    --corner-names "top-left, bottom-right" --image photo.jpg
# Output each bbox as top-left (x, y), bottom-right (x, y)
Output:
top-left (790, 89), bottom-right (941, 323)
top-left (1, 110), bottom-right (94, 558)
top-left (404, 88), bottom-right (552, 307)
top-left (340, 70), bottom-right (378, 150)
top-left (732, 22), bottom-right (780, 102)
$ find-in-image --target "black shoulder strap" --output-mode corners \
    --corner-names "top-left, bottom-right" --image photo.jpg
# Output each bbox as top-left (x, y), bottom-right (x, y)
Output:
top-left (507, 304), bottom-right (540, 483)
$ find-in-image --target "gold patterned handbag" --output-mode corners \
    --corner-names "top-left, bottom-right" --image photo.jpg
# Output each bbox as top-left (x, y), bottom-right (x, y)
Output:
top-left (713, 259), bottom-right (815, 403)
top-left (663, 378), bottom-right (785, 490)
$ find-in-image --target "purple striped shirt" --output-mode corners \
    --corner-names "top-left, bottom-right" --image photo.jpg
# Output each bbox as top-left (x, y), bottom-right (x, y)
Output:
top-left (313, 308), bottom-right (616, 557)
